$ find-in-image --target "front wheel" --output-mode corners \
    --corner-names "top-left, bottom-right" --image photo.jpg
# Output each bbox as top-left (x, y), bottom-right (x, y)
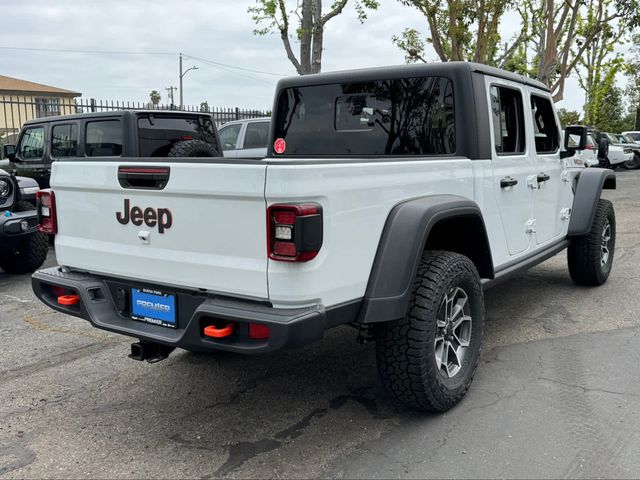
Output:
top-left (374, 251), bottom-right (484, 412)
top-left (568, 199), bottom-right (615, 286)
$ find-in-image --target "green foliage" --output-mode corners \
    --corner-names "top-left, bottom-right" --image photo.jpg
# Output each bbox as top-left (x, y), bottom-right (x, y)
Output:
top-left (200, 101), bottom-right (210, 113)
top-left (593, 86), bottom-right (635, 132)
top-left (394, 0), bottom-right (513, 65)
top-left (556, 109), bottom-right (581, 128)
top-left (248, 0), bottom-right (379, 74)
top-left (149, 90), bottom-right (161, 106)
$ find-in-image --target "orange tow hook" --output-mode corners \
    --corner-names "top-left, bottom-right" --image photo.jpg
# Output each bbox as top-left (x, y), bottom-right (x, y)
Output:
top-left (204, 323), bottom-right (235, 338)
top-left (57, 294), bottom-right (80, 306)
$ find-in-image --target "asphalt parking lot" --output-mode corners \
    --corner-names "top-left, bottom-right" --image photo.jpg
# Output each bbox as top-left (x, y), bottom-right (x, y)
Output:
top-left (2, 170), bottom-right (640, 479)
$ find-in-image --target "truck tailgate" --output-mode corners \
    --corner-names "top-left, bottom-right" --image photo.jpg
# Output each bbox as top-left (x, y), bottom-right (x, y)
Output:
top-left (52, 161), bottom-right (268, 300)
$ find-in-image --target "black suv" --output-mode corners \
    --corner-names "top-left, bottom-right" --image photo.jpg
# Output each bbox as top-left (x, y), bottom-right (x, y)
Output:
top-left (0, 159), bottom-right (48, 274)
top-left (4, 110), bottom-right (221, 188)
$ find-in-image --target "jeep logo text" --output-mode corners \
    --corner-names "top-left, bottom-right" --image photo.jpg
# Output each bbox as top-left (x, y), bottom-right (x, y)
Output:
top-left (116, 199), bottom-right (172, 234)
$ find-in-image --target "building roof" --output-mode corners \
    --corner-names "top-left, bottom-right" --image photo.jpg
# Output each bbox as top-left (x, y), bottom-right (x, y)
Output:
top-left (0, 75), bottom-right (81, 96)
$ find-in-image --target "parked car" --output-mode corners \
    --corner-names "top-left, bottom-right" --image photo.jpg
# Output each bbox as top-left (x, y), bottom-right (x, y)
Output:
top-left (218, 117), bottom-right (270, 158)
top-left (617, 133), bottom-right (640, 169)
top-left (4, 110), bottom-right (221, 188)
top-left (589, 129), bottom-right (630, 169)
top-left (604, 132), bottom-right (634, 167)
top-left (569, 133), bottom-right (598, 167)
top-left (622, 131), bottom-right (640, 144)
top-left (31, 62), bottom-right (614, 413)
top-left (0, 157), bottom-right (47, 274)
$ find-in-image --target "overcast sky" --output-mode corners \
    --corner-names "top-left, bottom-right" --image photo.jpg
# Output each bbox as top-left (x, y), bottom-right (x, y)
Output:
top-left (2, 0), bottom-right (600, 112)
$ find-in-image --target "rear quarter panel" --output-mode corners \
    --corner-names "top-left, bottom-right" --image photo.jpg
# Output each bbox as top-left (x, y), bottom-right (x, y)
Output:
top-left (265, 158), bottom-right (476, 308)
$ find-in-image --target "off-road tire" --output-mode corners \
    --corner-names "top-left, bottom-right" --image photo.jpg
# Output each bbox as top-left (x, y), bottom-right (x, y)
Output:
top-left (568, 199), bottom-right (615, 286)
top-left (168, 140), bottom-right (218, 158)
top-left (374, 251), bottom-right (484, 412)
top-left (0, 202), bottom-right (49, 274)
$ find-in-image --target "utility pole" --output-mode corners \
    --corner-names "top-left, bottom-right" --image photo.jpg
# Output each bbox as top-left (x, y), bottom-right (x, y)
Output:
top-left (165, 86), bottom-right (177, 108)
top-left (179, 52), bottom-right (198, 110)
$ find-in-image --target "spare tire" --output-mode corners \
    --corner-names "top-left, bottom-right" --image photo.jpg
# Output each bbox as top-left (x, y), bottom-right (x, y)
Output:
top-left (168, 140), bottom-right (219, 158)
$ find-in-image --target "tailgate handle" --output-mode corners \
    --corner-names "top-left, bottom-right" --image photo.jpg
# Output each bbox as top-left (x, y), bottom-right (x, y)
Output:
top-left (118, 166), bottom-right (170, 190)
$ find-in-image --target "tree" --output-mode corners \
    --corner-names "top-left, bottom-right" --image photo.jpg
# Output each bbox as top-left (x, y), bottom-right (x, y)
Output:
top-left (624, 33), bottom-right (640, 129)
top-left (149, 90), bottom-right (161, 107)
top-left (593, 86), bottom-right (632, 132)
top-left (556, 108), bottom-right (581, 127)
top-left (393, 0), bottom-right (523, 66)
top-left (249, 0), bottom-right (380, 75)
top-left (200, 101), bottom-right (210, 112)
top-left (517, 0), bottom-right (639, 102)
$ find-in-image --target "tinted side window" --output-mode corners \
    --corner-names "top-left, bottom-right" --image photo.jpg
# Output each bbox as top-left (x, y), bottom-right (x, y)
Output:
top-left (243, 122), bottom-right (270, 149)
top-left (530, 96), bottom-right (559, 153)
top-left (86, 120), bottom-right (122, 157)
top-left (273, 76), bottom-right (455, 156)
top-left (137, 116), bottom-right (218, 157)
top-left (490, 86), bottom-right (526, 155)
top-left (18, 126), bottom-right (45, 160)
top-left (219, 124), bottom-right (241, 150)
top-left (52, 124), bottom-right (79, 157)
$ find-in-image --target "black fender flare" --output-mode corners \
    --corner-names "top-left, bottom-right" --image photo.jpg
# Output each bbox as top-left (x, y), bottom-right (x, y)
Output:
top-left (358, 194), bottom-right (493, 324)
top-left (568, 168), bottom-right (616, 237)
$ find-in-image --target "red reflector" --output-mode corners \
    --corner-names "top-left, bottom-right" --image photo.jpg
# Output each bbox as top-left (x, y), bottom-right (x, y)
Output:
top-left (204, 324), bottom-right (235, 338)
top-left (249, 323), bottom-right (270, 340)
top-left (273, 211), bottom-right (297, 225)
top-left (273, 241), bottom-right (297, 257)
top-left (58, 294), bottom-right (80, 306)
top-left (180, 136), bottom-right (193, 141)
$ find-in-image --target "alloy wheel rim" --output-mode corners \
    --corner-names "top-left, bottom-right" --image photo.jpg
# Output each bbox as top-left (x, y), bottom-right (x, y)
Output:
top-left (601, 220), bottom-right (611, 267)
top-left (434, 287), bottom-right (472, 379)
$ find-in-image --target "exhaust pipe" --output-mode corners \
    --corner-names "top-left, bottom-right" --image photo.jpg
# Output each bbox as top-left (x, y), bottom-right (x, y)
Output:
top-left (129, 341), bottom-right (175, 363)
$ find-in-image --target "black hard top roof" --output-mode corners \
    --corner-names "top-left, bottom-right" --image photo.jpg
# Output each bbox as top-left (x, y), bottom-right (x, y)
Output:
top-left (23, 109), bottom-right (211, 125)
top-left (276, 61), bottom-right (550, 92)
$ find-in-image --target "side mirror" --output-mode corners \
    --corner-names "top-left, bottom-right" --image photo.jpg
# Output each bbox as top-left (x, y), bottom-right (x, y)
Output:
top-left (0, 158), bottom-right (9, 169)
top-left (564, 125), bottom-right (587, 151)
top-left (2, 144), bottom-right (16, 161)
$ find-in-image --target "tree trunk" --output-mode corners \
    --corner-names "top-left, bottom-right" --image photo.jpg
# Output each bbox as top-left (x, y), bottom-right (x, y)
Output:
top-left (300, 0), bottom-right (313, 73)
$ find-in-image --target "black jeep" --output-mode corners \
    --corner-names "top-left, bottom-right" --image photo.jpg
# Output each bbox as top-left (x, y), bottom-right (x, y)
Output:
top-left (4, 110), bottom-right (221, 188)
top-left (0, 156), bottom-right (48, 274)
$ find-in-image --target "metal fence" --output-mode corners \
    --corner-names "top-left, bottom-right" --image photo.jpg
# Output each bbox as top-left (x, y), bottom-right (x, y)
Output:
top-left (0, 95), bottom-right (270, 144)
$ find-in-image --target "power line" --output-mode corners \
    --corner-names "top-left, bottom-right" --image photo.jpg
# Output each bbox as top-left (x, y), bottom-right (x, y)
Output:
top-left (0, 46), bottom-right (172, 56)
top-left (182, 53), bottom-right (286, 77)
top-left (0, 46), bottom-right (288, 78)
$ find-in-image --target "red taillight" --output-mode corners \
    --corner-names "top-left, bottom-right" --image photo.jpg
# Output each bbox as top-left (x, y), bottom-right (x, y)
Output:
top-left (249, 323), bottom-right (270, 340)
top-left (36, 189), bottom-right (57, 234)
top-left (267, 203), bottom-right (323, 262)
top-left (585, 144), bottom-right (596, 150)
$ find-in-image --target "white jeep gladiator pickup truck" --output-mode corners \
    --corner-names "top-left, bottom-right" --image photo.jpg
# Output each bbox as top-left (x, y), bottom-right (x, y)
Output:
top-left (32, 63), bottom-right (616, 412)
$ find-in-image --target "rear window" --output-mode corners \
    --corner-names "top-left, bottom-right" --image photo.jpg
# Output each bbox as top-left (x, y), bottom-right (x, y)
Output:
top-left (273, 76), bottom-right (455, 156)
top-left (138, 115), bottom-right (217, 157)
top-left (86, 120), bottom-right (122, 157)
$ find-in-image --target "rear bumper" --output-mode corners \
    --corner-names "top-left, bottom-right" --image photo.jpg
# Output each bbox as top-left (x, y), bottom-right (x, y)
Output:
top-left (31, 267), bottom-right (328, 354)
top-left (0, 209), bottom-right (39, 246)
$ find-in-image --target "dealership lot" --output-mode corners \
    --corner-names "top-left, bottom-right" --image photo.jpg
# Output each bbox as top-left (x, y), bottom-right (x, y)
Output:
top-left (2, 170), bottom-right (640, 479)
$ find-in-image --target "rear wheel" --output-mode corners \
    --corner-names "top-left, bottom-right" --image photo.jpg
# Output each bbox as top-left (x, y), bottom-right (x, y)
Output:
top-left (568, 199), bottom-right (615, 286)
top-left (374, 251), bottom-right (484, 412)
top-left (0, 202), bottom-right (49, 274)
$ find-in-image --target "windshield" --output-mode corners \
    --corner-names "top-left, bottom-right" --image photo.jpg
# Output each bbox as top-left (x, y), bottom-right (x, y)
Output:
top-left (626, 132), bottom-right (640, 142)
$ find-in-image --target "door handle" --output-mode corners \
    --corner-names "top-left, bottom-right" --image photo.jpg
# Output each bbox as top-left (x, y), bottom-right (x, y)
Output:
top-left (500, 177), bottom-right (518, 188)
top-left (537, 173), bottom-right (550, 183)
